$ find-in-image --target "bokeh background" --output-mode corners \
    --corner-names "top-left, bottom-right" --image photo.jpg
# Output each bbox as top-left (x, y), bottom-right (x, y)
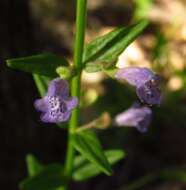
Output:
top-left (1, 0), bottom-right (186, 189)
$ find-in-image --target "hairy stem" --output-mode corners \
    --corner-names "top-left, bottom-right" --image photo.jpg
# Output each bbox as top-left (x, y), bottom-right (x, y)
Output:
top-left (64, 0), bottom-right (87, 188)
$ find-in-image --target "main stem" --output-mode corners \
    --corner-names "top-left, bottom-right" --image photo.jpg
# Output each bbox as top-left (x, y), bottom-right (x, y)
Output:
top-left (64, 0), bottom-right (87, 186)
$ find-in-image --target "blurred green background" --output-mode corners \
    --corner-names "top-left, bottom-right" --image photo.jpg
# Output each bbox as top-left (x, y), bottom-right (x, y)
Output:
top-left (0, 0), bottom-right (186, 189)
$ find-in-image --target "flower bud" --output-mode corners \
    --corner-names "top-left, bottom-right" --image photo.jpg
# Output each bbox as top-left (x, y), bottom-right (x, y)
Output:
top-left (56, 66), bottom-right (74, 80)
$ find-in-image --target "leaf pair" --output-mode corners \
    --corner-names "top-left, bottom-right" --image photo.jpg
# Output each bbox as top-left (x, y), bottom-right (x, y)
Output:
top-left (6, 20), bottom-right (148, 76)
top-left (73, 148), bottom-right (125, 181)
top-left (22, 145), bottom-right (125, 190)
top-left (83, 20), bottom-right (148, 73)
top-left (73, 131), bottom-right (112, 176)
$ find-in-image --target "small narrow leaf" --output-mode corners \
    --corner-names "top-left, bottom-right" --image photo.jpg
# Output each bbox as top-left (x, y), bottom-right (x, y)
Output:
top-left (20, 164), bottom-right (64, 190)
top-left (84, 62), bottom-right (102, 73)
top-left (83, 20), bottom-right (148, 72)
top-left (83, 27), bottom-right (125, 63)
top-left (33, 74), bottom-right (52, 97)
top-left (26, 154), bottom-right (43, 177)
top-left (6, 53), bottom-right (68, 77)
top-left (105, 149), bottom-right (125, 164)
top-left (103, 66), bottom-right (118, 78)
top-left (73, 131), bottom-right (112, 176)
top-left (73, 149), bottom-right (125, 181)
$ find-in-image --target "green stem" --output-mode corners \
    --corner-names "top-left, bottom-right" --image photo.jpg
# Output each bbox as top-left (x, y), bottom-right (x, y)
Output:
top-left (64, 0), bottom-right (87, 187)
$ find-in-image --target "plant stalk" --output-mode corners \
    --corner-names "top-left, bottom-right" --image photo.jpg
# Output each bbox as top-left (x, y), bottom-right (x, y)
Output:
top-left (64, 0), bottom-right (87, 188)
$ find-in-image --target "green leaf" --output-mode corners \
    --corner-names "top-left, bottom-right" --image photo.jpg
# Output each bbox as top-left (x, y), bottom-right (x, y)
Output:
top-left (105, 149), bottom-right (125, 164)
top-left (103, 66), bottom-right (118, 78)
top-left (84, 62), bottom-right (102, 73)
top-left (83, 20), bottom-right (148, 72)
top-left (20, 164), bottom-right (64, 190)
top-left (6, 53), bottom-right (69, 77)
top-left (73, 149), bottom-right (125, 181)
top-left (73, 131), bottom-right (112, 176)
top-left (33, 74), bottom-right (52, 97)
top-left (26, 154), bottom-right (43, 177)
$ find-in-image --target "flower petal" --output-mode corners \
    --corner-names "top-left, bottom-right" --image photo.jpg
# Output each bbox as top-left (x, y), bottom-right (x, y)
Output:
top-left (34, 78), bottom-right (78, 124)
top-left (40, 112), bottom-right (51, 123)
top-left (40, 110), bottom-right (71, 123)
top-left (65, 97), bottom-right (78, 111)
top-left (114, 104), bottom-right (152, 133)
top-left (116, 67), bottom-right (154, 87)
top-left (34, 98), bottom-right (48, 112)
top-left (136, 107), bottom-right (152, 133)
top-left (47, 78), bottom-right (69, 98)
top-left (136, 78), bottom-right (161, 105)
top-left (59, 111), bottom-right (71, 122)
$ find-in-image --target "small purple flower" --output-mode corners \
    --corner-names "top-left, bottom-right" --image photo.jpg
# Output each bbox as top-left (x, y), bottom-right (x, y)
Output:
top-left (114, 103), bottom-right (152, 133)
top-left (34, 78), bottom-right (78, 123)
top-left (116, 67), bottom-right (161, 105)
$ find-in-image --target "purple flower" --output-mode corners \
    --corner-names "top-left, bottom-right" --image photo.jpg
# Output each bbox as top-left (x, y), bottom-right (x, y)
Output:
top-left (34, 78), bottom-right (78, 123)
top-left (116, 67), bottom-right (161, 105)
top-left (114, 103), bottom-right (152, 133)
